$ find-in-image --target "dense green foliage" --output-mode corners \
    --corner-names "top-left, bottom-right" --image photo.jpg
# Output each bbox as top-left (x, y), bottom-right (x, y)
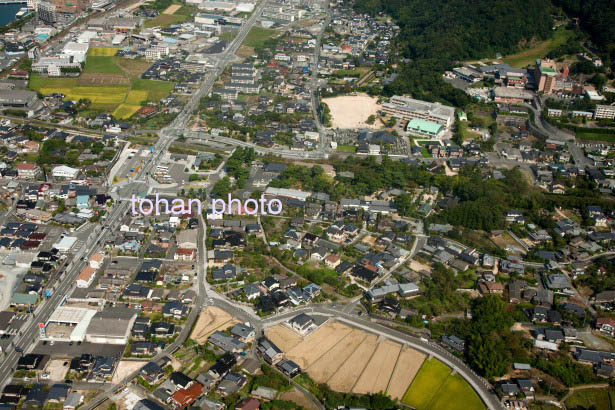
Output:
top-left (225, 147), bottom-right (255, 189)
top-left (466, 296), bottom-right (515, 378)
top-left (354, 0), bottom-right (553, 107)
top-left (553, 0), bottom-right (615, 55)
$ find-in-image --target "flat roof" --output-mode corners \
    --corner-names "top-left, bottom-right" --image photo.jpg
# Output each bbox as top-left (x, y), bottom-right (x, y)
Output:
top-left (407, 118), bottom-right (444, 133)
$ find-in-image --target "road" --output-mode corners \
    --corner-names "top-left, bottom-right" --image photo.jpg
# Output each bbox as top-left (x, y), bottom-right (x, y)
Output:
top-left (310, 1), bottom-right (332, 151)
top-left (56, 4), bottom-right (276, 407)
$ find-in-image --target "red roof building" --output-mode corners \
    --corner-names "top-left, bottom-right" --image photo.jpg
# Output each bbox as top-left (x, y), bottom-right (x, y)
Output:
top-left (170, 383), bottom-right (203, 409)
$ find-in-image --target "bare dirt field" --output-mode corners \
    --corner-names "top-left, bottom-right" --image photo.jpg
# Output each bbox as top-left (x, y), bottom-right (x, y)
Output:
top-left (285, 322), bottom-right (353, 369)
top-left (386, 347), bottom-right (426, 399)
top-left (352, 338), bottom-right (401, 395)
top-left (279, 388), bottom-right (319, 410)
top-left (410, 260), bottom-right (432, 274)
top-left (45, 359), bottom-right (68, 381)
top-left (267, 324), bottom-right (303, 352)
top-left (191, 306), bottom-right (239, 344)
top-left (112, 360), bottom-right (148, 383)
top-left (163, 4), bottom-right (181, 14)
top-left (327, 334), bottom-right (378, 392)
top-left (308, 328), bottom-right (367, 383)
top-left (323, 93), bottom-right (382, 129)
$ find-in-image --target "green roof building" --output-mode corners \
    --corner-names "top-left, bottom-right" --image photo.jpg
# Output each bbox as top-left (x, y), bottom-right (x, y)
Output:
top-left (10, 293), bottom-right (38, 307)
top-left (406, 119), bottom-right (445, 138)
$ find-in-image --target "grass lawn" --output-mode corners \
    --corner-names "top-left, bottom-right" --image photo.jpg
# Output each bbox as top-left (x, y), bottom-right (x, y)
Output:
top-left (83, 56), bottom-right (124, 74)
top-left (427, 374), bottom-right (486, 410)
top-left (336, 144), bottom-right (357, 153)
top-left (502, 26), bottom-right (575, 68)
top-left (402, 359), bottom-right (451, 409)
top-left (565, 387), bottom-right (615, 410)
top-left (421, 146), bottom-right (432, 158)
top-left (242, 27), bottom-right (277, 48)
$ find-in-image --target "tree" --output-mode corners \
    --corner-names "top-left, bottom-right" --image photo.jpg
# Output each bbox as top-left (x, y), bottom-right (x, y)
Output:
top-left (394, 192), bottom-right (414, 216)
top-left (211, 177), bottom-right (232, 198)
top-left (366, 114), bottom-right (376, 124)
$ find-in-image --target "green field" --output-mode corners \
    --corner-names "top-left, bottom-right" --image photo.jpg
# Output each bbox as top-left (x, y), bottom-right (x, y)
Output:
top-left (502, 26), bottom-right (575, 68)
top-left (124, 90), bottom-right (149, 105)
top-left (428, 374), bottom-right (485, 410)
top-left (131, 79), bottom-right (175, 101)
top-left (565, 387), bottom-right (615, 410)
top-left (144, 4), bottom-right (197, 28)
top-left (83, 55), bottom-right (124, 74)
top-left (113, 104), bottom-right (141, 119)
top-left (336, 144), bottom-right (357, 153)
top-left (403, 359), bottom-right (452, 409)
top-left (402, 359), bottom-right (486, 410)
top-left (576, 130), bottom-right (615, 142)
top-left (242, 27), bottom-right (277, 48)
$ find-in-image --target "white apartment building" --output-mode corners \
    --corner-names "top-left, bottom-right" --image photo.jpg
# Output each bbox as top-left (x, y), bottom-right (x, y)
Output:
top-left (594, 104), bottom-right (615, 120)
top-left (381, 95), bottom-right (456, 128)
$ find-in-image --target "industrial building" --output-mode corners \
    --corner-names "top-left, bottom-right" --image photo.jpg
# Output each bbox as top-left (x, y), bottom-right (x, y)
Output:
top-left (84, 308), bottom-right (137, 345)
top-left (43, 306), bottom-right (98, 342)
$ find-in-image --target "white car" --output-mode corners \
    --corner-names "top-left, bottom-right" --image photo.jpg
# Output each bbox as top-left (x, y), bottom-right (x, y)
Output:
top-left (41, 373), bottom-right (50, 379)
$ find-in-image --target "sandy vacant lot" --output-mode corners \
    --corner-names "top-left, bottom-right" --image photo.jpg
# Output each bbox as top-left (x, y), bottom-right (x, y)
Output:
top-left (112, 361), bottom-right (148, 383)
top-left (386, 347), bottom-right (426, 399)
top-left (191, 307), bottom-right (238, 344)
top-left (308, 329), bottom-right (367, 383)
top-left (267, 321), bottom-right (426, 396)
top-left (45, 359), bottom-right (68, 381)
top-left (323, 94), bottom-right (381, 129)
top-left (326, 334), bottom-right (378, 392)
top-left (267, 324), bottom-right (303, 352)
top-left (163, 4), bottom-right (181, 14)
top-left (410, 260), bottom-right (432, 274)
top-left (285, 322), bottom-right (353, 369)
top-left (353, 339), bottom-right (401, 395)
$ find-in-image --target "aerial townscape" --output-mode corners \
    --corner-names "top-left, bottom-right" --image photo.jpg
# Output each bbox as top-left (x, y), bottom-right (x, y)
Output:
top-left (0, 0), bottom-right (615, 409)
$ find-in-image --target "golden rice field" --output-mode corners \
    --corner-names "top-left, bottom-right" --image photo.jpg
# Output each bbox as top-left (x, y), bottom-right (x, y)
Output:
top-left (124, 90), bottom-right (149, 105)
top-left (113, 104), bottom-right (142, 119)
top-left (39, 86), bottom-right (129, 104)
top-left (88, 47), bottom-right (119, 56)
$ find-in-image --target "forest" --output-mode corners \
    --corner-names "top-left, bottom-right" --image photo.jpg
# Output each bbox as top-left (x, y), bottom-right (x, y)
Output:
top-left (354, 0), bottom-right (554, 107)
top-left (552, 0), bottom-right (615, 57)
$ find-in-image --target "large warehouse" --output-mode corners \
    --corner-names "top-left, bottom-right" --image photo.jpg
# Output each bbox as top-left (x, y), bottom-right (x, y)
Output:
top-left (44, 306), bottom-right (98, 342)
top-left (84, 308), bottom-right (137, 345)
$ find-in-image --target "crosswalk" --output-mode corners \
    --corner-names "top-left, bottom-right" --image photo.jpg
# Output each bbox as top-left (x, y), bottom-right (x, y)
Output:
top-left (72, 240), bottom-right (85, 253)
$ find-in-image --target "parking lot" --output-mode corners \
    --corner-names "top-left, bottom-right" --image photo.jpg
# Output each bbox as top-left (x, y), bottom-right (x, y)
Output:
top-left (32, 341), bottom-right (126, 358)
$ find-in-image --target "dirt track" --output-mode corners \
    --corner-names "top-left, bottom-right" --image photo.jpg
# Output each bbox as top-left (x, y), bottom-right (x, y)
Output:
top-left (352, 339), bottom-right (401, 395)
top-left (386, 347), bottom-right (426, 399)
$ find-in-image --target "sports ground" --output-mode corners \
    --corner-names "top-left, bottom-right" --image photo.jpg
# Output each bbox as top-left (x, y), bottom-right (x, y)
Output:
top-left (30, 47), bottom-right (174, 119)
